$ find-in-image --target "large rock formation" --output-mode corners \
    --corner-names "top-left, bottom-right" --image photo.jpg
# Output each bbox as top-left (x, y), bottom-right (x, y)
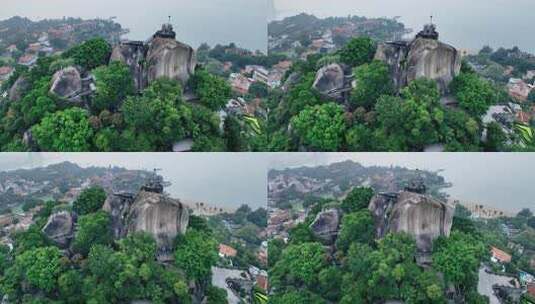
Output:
top-left (368, 179), bottom-right (453, 257)
top-left (374, 23), bottom-right (461, 93)
top-left (41, 211), bottom-right (76, 248)
top-left (309, 208), bottom-right (341, 245)
top-left (146, 37), bottom-right (196, 87)
top-left (110, 41), bottom-right (147, 91)
top-left (103, 173), bottom-right (189, 261)
top-left (126, 190), bottom-right (189, 260)
top-left (50, 66), bottom-right (82, 99)
top-left (102, 192), bottom-right (136, 239)
top-left (110, 23), bottom-right (196, 92)
top-left (312, 63), bottom-right (345, 99)
top-left (8, 77), bottom-right (29, 102)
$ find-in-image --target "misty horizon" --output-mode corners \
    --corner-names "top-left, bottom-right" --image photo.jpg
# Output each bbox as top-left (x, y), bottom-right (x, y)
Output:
top-left (0, 153), bottom-right (268, 210)
top-left (271, 0), bottom-right (535, 53)
top-left (267, 153), bottom-right (535, 213)
top-left (1, 0), bottom-right (267, 52)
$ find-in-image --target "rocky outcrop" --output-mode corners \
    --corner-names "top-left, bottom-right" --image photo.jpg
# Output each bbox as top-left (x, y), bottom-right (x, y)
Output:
top-left (374, 24), bottom-right (461, 94)
top-left (110, 41), bottom-right (147, 91)
top-left (22, 129), bottom-right (34, 149)
top-left (102, 192), bottom-right (136, 239)
top-left (126, 190), bottom-right (189, 260)
top-left (50, 67), bottom-right (82, 99)
top-left (146, 37), bottom-right (196, 87)
top-left (312, 63), bottom-right (345, 99)
top-left (8, 77), bottom-right (29, 102)
top-left (369, 191), bottom-right (453, 255)
top-left (110, 23), bottom-right (196, 92)
top-left (309, 208), bottom-right (341, 245)
top-left (41, 211), bottom-right (75, 248)
top-left (103, 181), bottom-right (189, 262)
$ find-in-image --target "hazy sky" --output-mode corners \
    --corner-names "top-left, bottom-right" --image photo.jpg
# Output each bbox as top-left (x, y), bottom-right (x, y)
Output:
top-left (2, 0), bottom-right (267, 52)
top-left (272, 0), bottom-right (535, 53)
top-left (269, 153), bottom-right (535, 213)
top-left (1, 153), bottom-right (534, 213)
top-left (0, 153), bottom-right (268, 209)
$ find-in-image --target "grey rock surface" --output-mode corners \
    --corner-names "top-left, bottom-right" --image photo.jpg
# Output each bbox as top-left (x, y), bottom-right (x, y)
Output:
top-left (312, 63), bottom-right (345, 97)
top-left (50, 66), bottom-right (82, 98)
top-left (369, 191), bottom-right (453, 254)
top-left (375, 38), bottom-right (461, 93)
top-left (110, 41), bottom-right (147, 91)
top-left (8, 77), bottom-right (29, 102)
top-left (102, 192), bottom-right (136, 239)
top-left (309, 208), bottom-right (341, 245)
top-left (146, 37), bottom-right (196, 87)
top-left (41, 211), bottom-right (75, 248)
top-left (126, 190), bottom-right (189, 259)
top-left (110, 24), bottom-right (196, 92)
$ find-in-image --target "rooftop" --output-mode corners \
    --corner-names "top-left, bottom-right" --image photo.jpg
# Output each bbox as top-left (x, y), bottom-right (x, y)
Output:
top-left (491, 246), bottom-right (512, 263)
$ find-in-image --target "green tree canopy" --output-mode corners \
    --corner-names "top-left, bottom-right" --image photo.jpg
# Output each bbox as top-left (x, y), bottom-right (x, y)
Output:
top-left (375, 79), bottom-right (444, 150)
top-left (72, 186), bottom-right (107, 216)
top-left (484, 122), bottom-right (507, 152)
top-left (291, 102), bottom-right (346, 151)
top-left (450, 72), bottom-right (498, 117)
top-left (337, 37), bottom-right (376, 68)
top-left (336, 210), bottom-right (375, 252)
top-left (340, 187), bottom-right (374, 213)
top-left (249, 81), bottom-right (269, 98)
top-left (270, 242), bottom-right (327, 290)
top-left (120, 79), bottom-right (192, 151)
top-left (92, 61), bottom-right (135, 112)
top-left (73, 210), bottom-right (112, 256)
top-left (432, 231), bottom-right (486, 297)
top-left (191, 69), bottom-right (232, 111)
top-left (32, 107), bottom-right (94, 152)
top-left (174, 230), bottom-right (218, 281)
top-left (14, 246), bottom-right (64, 293)
top-left (63, 38), bottom-right (111, 70)
top-left (351, 60), bottom-right (393, 109)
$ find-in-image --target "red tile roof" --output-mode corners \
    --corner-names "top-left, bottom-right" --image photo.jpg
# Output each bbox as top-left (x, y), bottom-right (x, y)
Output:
top-left (517, 111), bottom-right (532, 124)
top-left (256, 274), bottom-right (268, 291)
top-left (491, 246), bottom-right (512, 263)
top-left (0, 66), bottom-right (13, 75)
top-left (219, 244), bottom-right (237, 257)
top-left (528, 283), bottom-right (535, 297)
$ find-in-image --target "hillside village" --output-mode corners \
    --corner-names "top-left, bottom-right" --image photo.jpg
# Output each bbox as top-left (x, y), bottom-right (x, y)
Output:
top-left (0, 17), bottom-right (125, 92)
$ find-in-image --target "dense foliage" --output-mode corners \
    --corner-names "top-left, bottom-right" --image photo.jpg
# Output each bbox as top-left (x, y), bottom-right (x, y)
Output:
top-left (269, 187), bottom-right (493, 303)
top-left (259, 31), bottom-right (514, 152)
top-left (0, 40), bottom-right (235, 152)
top-left (72, 186), bottom-right (107, 216)
top-left (0, 195), bottom-right (226, 303)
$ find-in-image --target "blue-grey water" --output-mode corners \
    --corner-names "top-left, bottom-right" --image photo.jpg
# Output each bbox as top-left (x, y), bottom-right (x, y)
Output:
top-left (2, 0), bottom-right (267, 52)
top-left (272, 0), bottom-right (535, 54)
